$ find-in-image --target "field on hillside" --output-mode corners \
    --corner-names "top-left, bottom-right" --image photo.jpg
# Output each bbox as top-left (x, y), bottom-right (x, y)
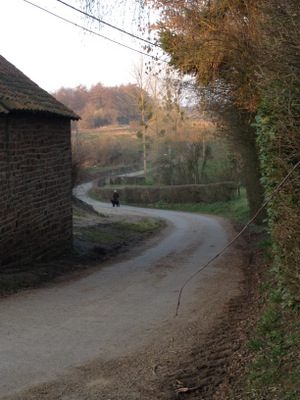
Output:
top-left (72, 125), bottom-right (238, 189)
top-left (72, 125), bottom-right (143, 172)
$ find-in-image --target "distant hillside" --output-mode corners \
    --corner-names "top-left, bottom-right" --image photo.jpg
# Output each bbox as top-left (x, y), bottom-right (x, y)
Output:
top-left (52, 83), bottom-right (149, 129)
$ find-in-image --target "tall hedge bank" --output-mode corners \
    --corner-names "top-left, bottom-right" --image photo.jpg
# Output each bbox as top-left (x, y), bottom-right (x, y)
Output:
top-left (256, 106), bottom-right (300, 303)
top-left (92, 181), bottom-right (238, 205)
top-left (255, 0), bottom-right (300, 302)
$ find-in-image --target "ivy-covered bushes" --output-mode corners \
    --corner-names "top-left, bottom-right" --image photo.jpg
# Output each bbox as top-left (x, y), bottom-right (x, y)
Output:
top-left (255, 0), bottom-right (300, 302)
top-left (256, 104), bottom-right (300, 302)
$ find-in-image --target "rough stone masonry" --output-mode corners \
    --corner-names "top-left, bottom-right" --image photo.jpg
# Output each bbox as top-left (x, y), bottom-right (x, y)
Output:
top-left (0, 114), bottom-right (73, 268)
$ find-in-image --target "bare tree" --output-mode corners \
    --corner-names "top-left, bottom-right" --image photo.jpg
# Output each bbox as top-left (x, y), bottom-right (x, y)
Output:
top-left (133, 58), bottom-right (152, 175)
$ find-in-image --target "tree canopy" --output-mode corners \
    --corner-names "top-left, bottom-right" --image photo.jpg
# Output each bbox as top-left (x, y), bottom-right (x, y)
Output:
top-left (53, 83), bottom-right (142, 128)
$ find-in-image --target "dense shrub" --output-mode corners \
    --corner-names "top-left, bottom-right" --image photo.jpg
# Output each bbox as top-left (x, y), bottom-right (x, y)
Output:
top-left (92, 181), bottom-right (238, 205)
top-left (255, 0), bottom-right (300, 302)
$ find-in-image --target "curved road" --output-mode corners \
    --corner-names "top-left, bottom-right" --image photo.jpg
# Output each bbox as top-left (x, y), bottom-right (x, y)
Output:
top-left (0, 183), bottom-right (241, 398)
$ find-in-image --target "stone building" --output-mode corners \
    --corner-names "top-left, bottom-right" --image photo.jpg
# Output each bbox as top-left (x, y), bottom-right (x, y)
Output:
top-left (0, 55), bottom-right (79, 268)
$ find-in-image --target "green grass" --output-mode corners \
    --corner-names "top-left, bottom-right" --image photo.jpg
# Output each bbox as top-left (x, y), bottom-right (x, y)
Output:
top-left (76, 227), bottom-right (119, 243)
top-left (88, 188), bottom-right (104, 201)
top-left (89, 187), bottom-right (250, 225)
top-left (73, 209), bottom-right (85, 217)
top-left (235, 271), bottom-right (300, 400)
top-left (116, 219), bottom-right (163, 233)
top-left (246, 309), bottom-right (300, 399)
top-left (147, 187), bottom-right (249, 225)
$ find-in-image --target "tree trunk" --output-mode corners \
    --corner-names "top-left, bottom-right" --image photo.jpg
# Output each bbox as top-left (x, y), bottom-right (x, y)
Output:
top-left (221, 108), bottom-right (266, 224)
top-left (240, 127), bottom-right (265, 224)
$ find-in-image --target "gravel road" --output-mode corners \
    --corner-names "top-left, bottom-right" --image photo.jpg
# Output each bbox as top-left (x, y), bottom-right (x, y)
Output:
top-left (0, 183), bottom-right (243, 398)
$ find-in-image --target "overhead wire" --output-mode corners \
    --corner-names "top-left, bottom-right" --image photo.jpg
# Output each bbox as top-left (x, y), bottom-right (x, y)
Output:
top-left (23, 0), bottom-right (167, 63)
top-left (55, 0), bottom-right (160, 48)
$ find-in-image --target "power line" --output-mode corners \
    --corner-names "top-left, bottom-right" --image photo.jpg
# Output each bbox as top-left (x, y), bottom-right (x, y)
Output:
top-left (24, 0), bottom-right (167, 63)
top-left (55, 0), bottom-right (159, 49)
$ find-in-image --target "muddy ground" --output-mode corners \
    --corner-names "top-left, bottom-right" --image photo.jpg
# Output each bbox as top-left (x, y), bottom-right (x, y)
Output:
top-left (0, 197), bottom-right (265, 400)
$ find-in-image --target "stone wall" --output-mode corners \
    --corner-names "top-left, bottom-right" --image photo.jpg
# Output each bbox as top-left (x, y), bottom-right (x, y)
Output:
top-left (0, 114), bottom-right (73, 268)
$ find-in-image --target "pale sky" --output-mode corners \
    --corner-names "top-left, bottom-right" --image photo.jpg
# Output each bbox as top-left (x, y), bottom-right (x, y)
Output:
top-left (0, 0), bottom-right (159, 93)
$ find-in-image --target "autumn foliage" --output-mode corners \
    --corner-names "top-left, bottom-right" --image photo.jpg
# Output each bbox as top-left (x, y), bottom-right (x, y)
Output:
top-left (53, 83), bottom-right (142, 129)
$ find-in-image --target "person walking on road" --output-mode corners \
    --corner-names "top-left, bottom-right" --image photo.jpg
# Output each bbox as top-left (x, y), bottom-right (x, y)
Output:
top-left (111, 190), bottom-right (120, 207)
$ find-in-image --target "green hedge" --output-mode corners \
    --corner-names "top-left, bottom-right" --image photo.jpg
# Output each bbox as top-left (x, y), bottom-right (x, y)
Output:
top-left (256, 105), bottom-right (300, 302)
top-left (92, 181), bottom-right (238, 204)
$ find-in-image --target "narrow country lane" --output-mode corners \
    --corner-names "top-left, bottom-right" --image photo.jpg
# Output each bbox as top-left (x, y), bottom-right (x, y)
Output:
top-left (0, 183), bottom-right (243, 399)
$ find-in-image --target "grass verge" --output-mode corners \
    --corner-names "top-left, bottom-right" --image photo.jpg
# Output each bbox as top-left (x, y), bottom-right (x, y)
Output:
top-left (89, 187), bottom-right (250, 226)
top-left (115, 219), bottom-right (163, 233)
top-left (148, 188), bottom-right (249, 225)
top-left (233, 271), bottom-right (300, 400)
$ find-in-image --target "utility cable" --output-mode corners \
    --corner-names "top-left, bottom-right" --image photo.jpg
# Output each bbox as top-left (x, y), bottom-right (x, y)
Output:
top-left (55, 0), bottom-right (159, 48)
top-left (175, 160), bottom-right (300, 317)
top-left (24, 0), bottom-right (167, 63)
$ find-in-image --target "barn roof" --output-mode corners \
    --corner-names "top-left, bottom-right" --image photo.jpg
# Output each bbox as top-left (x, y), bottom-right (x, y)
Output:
top-left (0, 55), bottom-right (79, 120)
